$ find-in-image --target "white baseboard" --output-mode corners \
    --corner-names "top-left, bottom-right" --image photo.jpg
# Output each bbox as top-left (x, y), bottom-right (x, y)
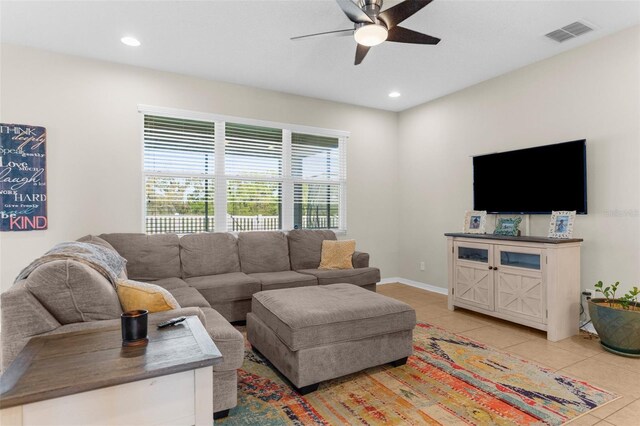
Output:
top-left (378, 277), bottom-right (448, 296)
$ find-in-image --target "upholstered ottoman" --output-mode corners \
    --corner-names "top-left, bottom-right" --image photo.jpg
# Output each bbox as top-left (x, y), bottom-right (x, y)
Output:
top-left (246, 283), bottom-right (416, 394)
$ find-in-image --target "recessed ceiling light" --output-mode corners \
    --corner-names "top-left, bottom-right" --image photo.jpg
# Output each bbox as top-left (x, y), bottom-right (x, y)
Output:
top-left (388, 91), bottom-right (401, 98)
top-left (121, 36), bottom-right (141, 47)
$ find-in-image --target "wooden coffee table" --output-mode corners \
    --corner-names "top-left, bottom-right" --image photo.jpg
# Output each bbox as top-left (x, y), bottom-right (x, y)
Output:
top-left (0, 316), bottom-right (222, 426)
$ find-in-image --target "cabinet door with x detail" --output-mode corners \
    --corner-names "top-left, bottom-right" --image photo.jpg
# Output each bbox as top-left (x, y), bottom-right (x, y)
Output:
top-left (453, 242), bottom-right (494, 311)
top-left (494, 246), bottom-right (546, 324)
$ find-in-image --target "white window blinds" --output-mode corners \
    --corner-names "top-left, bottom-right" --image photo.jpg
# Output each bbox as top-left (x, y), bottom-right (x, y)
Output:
top-left (225, 123), bottom-right (282, 177)
top-left (142, 108), bottom-right (348, 234)
top-left (144, 115), bottom-right (215, 175)
top-left (291, 133), bottom-right (340, 180)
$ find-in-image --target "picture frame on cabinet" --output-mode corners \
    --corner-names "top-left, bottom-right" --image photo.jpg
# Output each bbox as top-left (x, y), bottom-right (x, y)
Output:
top-left (463, 210), bottom-right (487, 234)
top-left (493, 217), bottom-right (523, 236)
top-left (548, 211), bottom-right (576, 238)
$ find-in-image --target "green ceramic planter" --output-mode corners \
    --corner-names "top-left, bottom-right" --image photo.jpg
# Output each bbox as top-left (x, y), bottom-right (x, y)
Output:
top-left (588, 298), bottom-right (640, 357)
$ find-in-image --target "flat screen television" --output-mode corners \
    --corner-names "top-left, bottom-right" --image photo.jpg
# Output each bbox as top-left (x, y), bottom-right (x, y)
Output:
top-left (473, 139), bottom-right (587, 214)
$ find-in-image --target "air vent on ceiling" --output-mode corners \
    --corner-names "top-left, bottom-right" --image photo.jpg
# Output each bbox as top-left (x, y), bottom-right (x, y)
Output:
top-left (545, 21), bottom-right (595, 43)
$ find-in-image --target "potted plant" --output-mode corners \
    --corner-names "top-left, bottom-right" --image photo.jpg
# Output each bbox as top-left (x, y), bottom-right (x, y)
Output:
top-left (588, 281), bottom-right (640, 357)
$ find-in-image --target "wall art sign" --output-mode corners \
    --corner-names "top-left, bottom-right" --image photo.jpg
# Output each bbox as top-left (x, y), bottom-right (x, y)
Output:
top-left (0, 123), bottom-right (48, 231)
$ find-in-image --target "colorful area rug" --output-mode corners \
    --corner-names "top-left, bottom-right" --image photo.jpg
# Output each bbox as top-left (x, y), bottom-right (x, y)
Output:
top-left (219, 323), bottom-right (618, 425)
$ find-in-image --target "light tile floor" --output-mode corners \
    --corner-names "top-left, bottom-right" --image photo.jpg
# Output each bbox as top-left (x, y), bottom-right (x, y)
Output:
top-left (377, 283), bottom-right (640, 426)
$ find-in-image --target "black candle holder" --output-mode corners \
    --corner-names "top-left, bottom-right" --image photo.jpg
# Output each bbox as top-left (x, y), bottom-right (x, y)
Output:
top-left (121, 310), bottom-right (149, 347)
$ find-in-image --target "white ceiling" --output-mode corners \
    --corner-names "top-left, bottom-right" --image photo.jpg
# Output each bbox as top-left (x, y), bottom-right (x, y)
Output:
top-left (1, 0), bottom-right (639, 111)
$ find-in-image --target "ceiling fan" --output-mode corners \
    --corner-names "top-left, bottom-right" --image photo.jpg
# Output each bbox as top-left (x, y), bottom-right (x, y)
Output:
top-left (291, 0), bottom-right (441, 65)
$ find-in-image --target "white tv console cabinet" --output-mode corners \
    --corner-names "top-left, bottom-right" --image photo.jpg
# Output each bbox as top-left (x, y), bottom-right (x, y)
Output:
top-left (445, 233), bottom-right (583, 342)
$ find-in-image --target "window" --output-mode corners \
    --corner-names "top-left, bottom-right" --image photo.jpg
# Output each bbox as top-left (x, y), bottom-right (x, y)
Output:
top-left (225, 123), bottom-right (283, 232)
top-left (291, 133), bottom-right (343, 230)
top-left (142, 108), bottom-right (347, 234)
top-left (143, 115), bottom-right (215, 234)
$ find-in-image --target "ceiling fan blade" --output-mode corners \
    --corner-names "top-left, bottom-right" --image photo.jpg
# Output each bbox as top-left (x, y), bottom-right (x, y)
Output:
top-left (291, 29), bottom-right (354, 41)
top-left (336, 0), bottom-right (373, 24)
top-left (386, 26), bottom-right (441, 44)
top-left (355, 44), bottom-right (370, 65)
top-left (378, 0), bottom-right (434, 29)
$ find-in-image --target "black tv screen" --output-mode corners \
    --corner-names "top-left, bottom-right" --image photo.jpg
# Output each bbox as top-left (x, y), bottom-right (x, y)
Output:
top-left (473, 140), bottom-right (587, 214)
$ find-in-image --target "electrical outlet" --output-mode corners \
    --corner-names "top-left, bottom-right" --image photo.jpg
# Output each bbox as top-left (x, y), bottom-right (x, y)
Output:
top-left (419, 261), bottom-right (425, 271)
top-left (583, 289), bottom-right (595, 299)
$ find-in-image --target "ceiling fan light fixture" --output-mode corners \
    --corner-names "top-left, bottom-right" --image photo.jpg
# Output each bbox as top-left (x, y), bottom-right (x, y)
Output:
top-left (354, 24), bottom-right (388, 47)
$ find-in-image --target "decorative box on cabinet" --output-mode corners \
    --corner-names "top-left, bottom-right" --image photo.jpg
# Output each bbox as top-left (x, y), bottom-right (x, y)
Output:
top-left (445, 233), bottom-right (583, 342)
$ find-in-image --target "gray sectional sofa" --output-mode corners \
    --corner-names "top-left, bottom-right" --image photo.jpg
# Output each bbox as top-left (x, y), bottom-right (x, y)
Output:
top-left (1, 229), bottom-right (380, 418)
top-left (97, 229), bottom-right (379, 322)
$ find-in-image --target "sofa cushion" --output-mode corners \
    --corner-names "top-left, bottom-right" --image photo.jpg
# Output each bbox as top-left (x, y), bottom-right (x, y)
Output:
top-left (251, 284), bottom-right (415, 351)
top-left (167, 287), bottom-right (211, 308)
top-left (99, 233), bottom-right (180, 280)
top-left (186, 273), bottom-right (261, 304)
top-left (287, 229), bottom-right (337, 270)
top-left (180, 233), bottom-right (241, 278)
top-left (116, 279), bottom-right (180, 313)
top-left (297, 267), bottom-right (380, 287)
top-left (249, 271), bottom-right (318, 291)
top-left (25, 260), bottom-right (123, 324)
top-left (200, 307), bottom-right (245, 372)
top-left (146, 277), bottom-right (189, 291)
top-left (208, 299), bottom-right (252, 323)
top-left (238, 231), bottom-right (290, 273)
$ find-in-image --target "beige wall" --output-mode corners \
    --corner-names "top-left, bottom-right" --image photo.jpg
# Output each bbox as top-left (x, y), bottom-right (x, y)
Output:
top-left (398, 25), bottom-right (640, 293)
top-left (0, 45), bottom-right (400, 292)
top-left (1, 25), bottom-right (639, 298)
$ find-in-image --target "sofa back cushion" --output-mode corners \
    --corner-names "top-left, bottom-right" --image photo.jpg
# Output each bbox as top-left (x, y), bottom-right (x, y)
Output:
top-left (287, 229), bottom-right (337, 270)
top-left (77, 234), bottom-right (115, 250)
top-left (238, 231), bottom-right (290, 273)
top-left (180, 233), bottom-right (241, 278)
top-left (100, 233), bottom-right (181, 280)
top-left (25, 260), bottom-right (123, 324)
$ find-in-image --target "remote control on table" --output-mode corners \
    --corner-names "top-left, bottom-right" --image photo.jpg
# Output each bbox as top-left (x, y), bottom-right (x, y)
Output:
top-left (157, 316), bottom-right (187, 329)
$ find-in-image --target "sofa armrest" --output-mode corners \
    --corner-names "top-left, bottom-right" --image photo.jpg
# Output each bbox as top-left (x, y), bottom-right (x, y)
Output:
top-left (352, 251), bottom-right (370, 268)
top-left (41, 307), bottom-right (207, 337)
top-left (148, 307), bottom-right (206, 326)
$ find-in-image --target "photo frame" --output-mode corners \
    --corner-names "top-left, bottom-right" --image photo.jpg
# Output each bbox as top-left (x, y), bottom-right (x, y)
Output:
top-left (493, 217), bottom-right (523, 236)
top-left (548, 211), bottom-right (576, 239)
top-left (463, 210), bottom-right (487, 234)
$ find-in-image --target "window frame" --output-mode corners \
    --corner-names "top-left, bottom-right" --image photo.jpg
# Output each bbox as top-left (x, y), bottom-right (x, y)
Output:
top-left (139, 104), bottom-right (349, 234)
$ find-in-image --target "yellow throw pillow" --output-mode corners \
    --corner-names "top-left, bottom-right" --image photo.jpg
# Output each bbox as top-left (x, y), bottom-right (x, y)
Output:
top-left (319, 240), bottom-right (355, 270)
top-left (116, 279), bottom-right (180, 313)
